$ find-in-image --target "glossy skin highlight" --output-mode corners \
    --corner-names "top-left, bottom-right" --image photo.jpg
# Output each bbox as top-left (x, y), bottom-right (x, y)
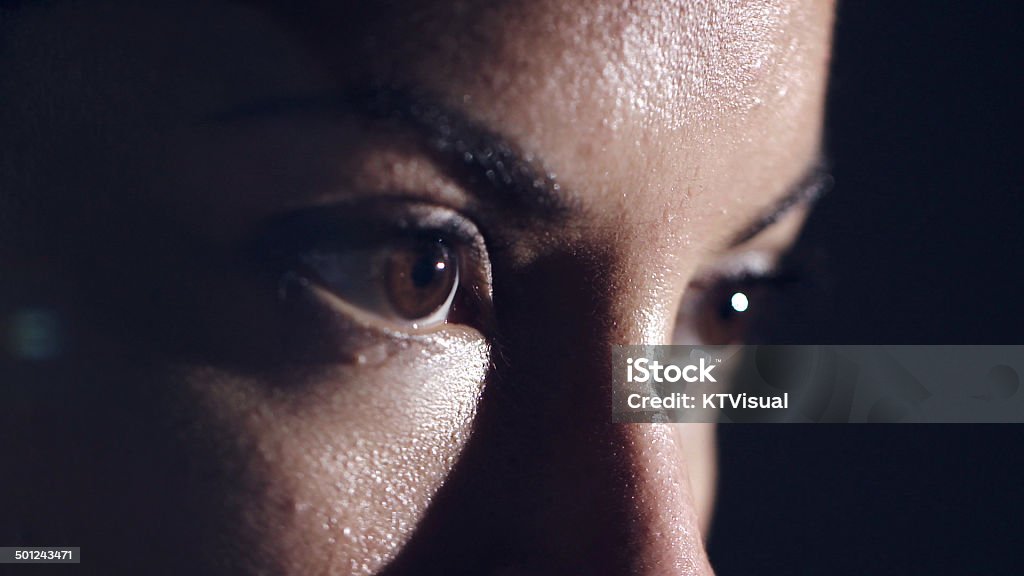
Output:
top-left (0, 1), bottom-right (834, 574)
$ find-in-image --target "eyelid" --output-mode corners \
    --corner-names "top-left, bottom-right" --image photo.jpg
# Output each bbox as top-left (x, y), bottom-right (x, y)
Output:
top-left (299, 281), bottom-right (453, 336)
top-left (688, 250), bottom-right (782, 289)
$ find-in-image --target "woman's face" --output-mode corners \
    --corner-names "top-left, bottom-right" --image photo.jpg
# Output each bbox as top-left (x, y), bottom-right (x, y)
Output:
top-left (2, 1), bottom-right (833, 574)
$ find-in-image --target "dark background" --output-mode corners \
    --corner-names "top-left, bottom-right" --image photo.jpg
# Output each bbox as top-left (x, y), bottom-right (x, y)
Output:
top-left (708, 2), bottom-right (1023, 575)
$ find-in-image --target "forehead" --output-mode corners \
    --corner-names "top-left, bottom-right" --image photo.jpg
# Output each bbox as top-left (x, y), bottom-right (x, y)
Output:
top-left (259, 1), bottom-right (830, 146)
top-left (5, 0), bottom-right (831, 245)
top-left (4, 0), bottom-right (828, 124)
top-left (266, 0), bottom-right (832, 241)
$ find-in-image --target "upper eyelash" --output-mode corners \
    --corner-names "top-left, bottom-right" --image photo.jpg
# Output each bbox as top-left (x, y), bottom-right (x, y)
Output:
top-left (248, 200), bottom-right (486, 264)
top-left (689, 249), bottom-right (813, 294)
top-left (723, 265), bottom-right (803, 287)
top-left (689, 255), bottom-right (779, 290)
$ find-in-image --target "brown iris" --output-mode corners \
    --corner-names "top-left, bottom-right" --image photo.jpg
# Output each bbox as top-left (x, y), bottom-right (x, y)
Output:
top-left (384, 237), bottom-right (458, 321)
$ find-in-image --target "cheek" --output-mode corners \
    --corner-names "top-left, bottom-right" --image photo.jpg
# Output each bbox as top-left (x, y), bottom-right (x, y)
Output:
top-left (178, 330), bottom-right (489, 575)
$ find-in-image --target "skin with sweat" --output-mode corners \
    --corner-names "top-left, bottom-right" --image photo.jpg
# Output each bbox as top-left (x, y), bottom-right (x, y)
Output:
top-left (0, 1), bottom-right (833, 574)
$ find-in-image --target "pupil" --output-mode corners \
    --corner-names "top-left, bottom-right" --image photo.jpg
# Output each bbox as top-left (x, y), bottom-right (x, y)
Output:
top-left (410, 243), bottom-right (445, 289)
top-left (718, 300), bottom-right (735, 322)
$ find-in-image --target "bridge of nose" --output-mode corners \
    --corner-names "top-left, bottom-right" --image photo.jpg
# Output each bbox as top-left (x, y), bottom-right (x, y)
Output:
top-left (381, 241), bottom-right (714, 575)
top-left (478, 246), bottom-right (713, 573)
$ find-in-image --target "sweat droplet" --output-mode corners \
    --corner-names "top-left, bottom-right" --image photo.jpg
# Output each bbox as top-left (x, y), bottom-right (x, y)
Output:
top-left (351, 342), bottom-right (390, 366)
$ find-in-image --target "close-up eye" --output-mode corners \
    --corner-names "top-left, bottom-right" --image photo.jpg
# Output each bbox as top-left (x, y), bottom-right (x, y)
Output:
top-left (674, 253), bottom-right (802, 345)
top-left (251, 201), bottom-right (492, 335)
top-left (297, 233), bottom-right (460, 329)
top-left (380, 235), bottom-right (459, 324)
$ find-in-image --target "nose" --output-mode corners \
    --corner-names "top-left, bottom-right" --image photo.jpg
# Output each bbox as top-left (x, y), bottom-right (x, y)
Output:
top-left (381, 249), bottom-right (716, 575)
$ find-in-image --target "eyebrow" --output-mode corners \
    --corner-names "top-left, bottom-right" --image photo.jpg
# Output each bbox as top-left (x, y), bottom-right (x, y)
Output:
top-left (214, 88), bottom-right (829, 239)
top-left (727, 161), bottom-right (833, 247)
top-left (211, 87), bottom-right (575, 219)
